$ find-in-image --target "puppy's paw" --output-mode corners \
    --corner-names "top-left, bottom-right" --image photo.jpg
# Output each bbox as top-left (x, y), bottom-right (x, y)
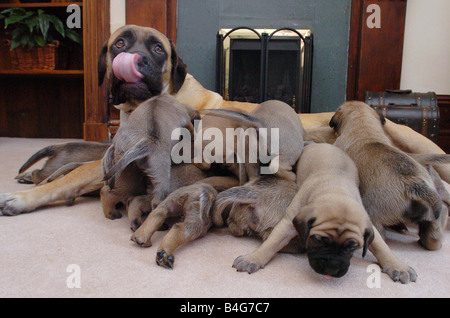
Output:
top-left (15, 172), bottom-right (34, 184)
top-left (233, 254), bottom-right (265, 274)
top-left (151, 197), bottom-right (161, 210)
top-left (130, 218), bottom-right (142, 232)
top-left (383, 265), bottom-right (418, 284)
top-left (130, 232), bottom-right (152, 248)
top-left (0, 193), bottom-right (30, 216)
top-left (156, 250), bottom-right (174, 269)
top-left (419, 237), bottom-right (443, 251)
top-left (104, 209), bottom-right (122, 220)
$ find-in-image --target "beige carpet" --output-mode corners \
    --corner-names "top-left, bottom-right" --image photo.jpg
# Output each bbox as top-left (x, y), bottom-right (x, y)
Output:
top-left (0, 137), bottom-right (449, 298)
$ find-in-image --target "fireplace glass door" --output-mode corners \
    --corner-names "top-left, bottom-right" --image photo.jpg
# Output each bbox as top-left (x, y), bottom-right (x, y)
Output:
top-left (216, 28), bottom-right (313, 113)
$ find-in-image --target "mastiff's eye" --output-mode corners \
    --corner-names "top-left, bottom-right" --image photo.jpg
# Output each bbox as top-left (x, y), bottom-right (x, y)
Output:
top-left (154, 44), bottom-right (164, 54)
top-left (116, 39), bottom-right (126, 48)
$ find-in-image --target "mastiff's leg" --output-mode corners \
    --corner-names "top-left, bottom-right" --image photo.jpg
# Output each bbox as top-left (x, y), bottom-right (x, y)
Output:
top-left (0, 160), bottom-right (103, 216)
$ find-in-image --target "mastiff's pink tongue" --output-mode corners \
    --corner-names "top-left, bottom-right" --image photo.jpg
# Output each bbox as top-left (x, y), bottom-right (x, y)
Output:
top-left (112, 52), bottom-right (144, 83)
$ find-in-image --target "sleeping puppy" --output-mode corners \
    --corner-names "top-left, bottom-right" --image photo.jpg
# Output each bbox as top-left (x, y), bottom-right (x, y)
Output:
top-left (102, 94), bottom-right (200, 208)
top-left (131, 176), bottom-right (239, 269)
top-left (330, 101), bottom-right (449, 251)
top-left (231, 143), bottom-right (417, 284)
top-left (15, 142), bottom-right (110, 185)
top-left (201, 100), bottom-right (306, 184)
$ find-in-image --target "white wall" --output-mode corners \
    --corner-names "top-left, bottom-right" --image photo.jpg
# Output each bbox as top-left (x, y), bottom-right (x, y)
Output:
top-left (110, 0), bottom-right (126, 34)
top-left (401, 0), bottom-right (450, 94)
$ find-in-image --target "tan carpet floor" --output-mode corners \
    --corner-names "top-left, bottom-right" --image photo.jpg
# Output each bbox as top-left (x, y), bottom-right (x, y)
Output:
top-left (0, 137), bottom-right (449, 298)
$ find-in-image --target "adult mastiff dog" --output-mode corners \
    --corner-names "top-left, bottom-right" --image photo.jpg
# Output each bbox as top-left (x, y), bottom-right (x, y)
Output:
top-left (1, 25), bottom-right (449, 216)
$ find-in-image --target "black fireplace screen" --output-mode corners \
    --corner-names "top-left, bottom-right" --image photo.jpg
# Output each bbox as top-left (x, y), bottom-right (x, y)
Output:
top-left (216, 27), bottom-right (313, 113)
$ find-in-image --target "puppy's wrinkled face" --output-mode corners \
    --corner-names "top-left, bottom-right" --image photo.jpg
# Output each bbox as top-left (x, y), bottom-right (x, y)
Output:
top-left (98, 25), bottom-right (187, 106)
top-left (306, 234), bottom-right (359, 278)
top-left (294, 201), bottom-right (374, 279)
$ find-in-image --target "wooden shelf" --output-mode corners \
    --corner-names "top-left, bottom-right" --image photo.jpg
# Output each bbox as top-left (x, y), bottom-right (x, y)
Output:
top-left (0, 0), bottom-right (113, 141)
top-left (0, 69), bottom-right (84, 77)
top-left (0, 2), bottom-right (82, 9)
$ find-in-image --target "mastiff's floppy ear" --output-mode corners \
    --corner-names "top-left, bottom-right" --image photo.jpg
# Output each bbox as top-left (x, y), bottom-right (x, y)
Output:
top-left (362, 226), bottom-right (375, 258)
top-left (170, 40), bottom-right (188, 93)
top-left (98, 41), bottom-right (108, 86)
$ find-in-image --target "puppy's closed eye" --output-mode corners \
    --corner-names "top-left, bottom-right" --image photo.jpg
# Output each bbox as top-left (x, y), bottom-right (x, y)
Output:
top-left (343, 239), bottom-right (359, 251)
top-left (309, 235), bottom-right (330, 246)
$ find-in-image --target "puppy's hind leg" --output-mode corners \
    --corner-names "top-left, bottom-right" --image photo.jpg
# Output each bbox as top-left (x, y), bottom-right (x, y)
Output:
top-left (131, 186), bottom-right (186, 247)
top-left (157, 222), bottom-right (211, 269)
top-left (418, 204), bottom-right (448, 251)
top-left (145, 148), bottom-right (172, 209)
top-left (127, 195), bottom-right (153, 232)
top-left (408, 181), bottom-right (446, 250)
top-left (131, 205), bottom-right (172, 248)
top-left (157, 185), bottom-right (216, 269)
top-left (100, 185), bottom-right (123, 220)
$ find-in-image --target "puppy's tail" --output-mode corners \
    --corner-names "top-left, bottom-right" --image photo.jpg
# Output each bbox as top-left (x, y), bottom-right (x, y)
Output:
top-left (200, 109), bottom-right (262, 129)
top-left (103, 139), bottom-right (150, 184)
top-left (409, 153), bottom-right (450, 165)
top-left (198, 185), bottom-right (217, 226)
top-left (212, 186), bottom-right (259, 227)
top-left (18, 146), bottom-right (56, 174)
top-left (47, 162), bottom-right (93, 182)
top-left (101, 145), bottom-right (115, 178)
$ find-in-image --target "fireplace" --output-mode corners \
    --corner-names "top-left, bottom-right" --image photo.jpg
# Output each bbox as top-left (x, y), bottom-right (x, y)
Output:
top-left (216, 27), bottom-right (313, 113)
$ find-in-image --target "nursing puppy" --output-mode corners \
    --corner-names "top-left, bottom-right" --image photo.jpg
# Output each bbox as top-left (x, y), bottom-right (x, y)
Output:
top-left (101, 163), bottom-right (216, 232)
top-left (202, 100), bottom-right (306, 184)
top-left (194, 107), bottom-right (249, 179)
top-left (330, 101), bottom-right (449, 251)
top-left (212, 176), bottom-right (300, 244)
top-left (231, 143), bottom-right (417, 283)
top-left (131, 176), bottom-right (239, 269)
top-left (102, 94), bottom-right (200, 208)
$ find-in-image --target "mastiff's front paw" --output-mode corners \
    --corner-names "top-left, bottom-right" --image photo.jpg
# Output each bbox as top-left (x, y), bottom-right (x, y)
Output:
top-left (0, 193), bottom-right (31, 216)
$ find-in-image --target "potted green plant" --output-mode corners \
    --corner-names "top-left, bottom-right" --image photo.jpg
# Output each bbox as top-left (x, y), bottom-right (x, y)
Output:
top-left (0, 7), bottom-right (82, 70)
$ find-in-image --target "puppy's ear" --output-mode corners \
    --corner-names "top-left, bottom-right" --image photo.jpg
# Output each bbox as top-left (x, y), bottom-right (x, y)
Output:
top-left (378, 112), bottom-right (386, 126)
top-left (329, 111), bottom-right (341, 131)
top-left (293, 216), bottom-right (316, 248)
top-left (170, 40), bottom-right (188, 93)
top-left (98, 41), bottom-right (108, 86)
top-left (362, 227), bottom-right (375, 258)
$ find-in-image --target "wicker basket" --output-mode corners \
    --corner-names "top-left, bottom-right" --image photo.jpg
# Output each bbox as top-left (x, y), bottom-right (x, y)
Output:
top-left (5, 40), bottom-right (60, 71)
